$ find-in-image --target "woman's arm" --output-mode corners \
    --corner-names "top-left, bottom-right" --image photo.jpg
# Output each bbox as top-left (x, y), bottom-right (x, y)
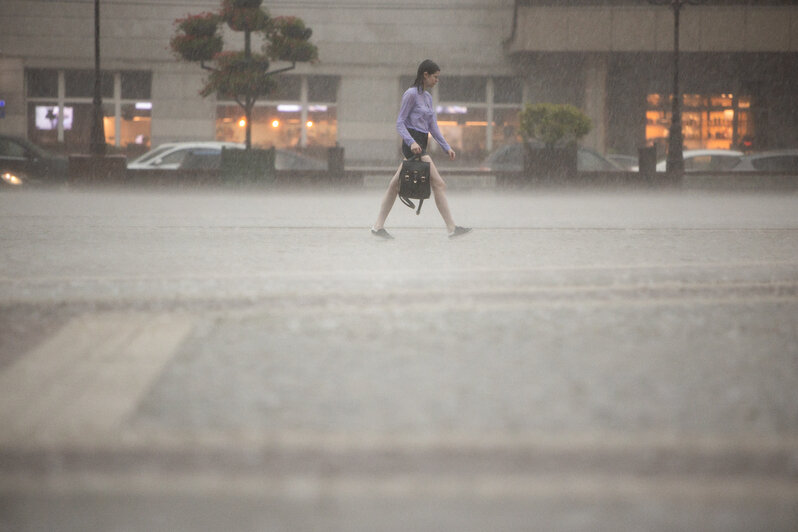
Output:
top-left (396, 89), bottom-right (417, 147)
top-left (428, 101), bottom-right (454, 157)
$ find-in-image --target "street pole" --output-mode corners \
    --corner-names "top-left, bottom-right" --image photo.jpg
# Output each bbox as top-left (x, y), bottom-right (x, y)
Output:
top-left (89, 0), bottom-right (106, 156)
top-left (649, 0), bottom-right (704, 179)
top-left (666, 2), bottom-right (684, 176)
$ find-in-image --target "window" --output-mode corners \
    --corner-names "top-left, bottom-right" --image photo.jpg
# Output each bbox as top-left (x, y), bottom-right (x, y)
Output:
top-left (646, 93), bottom-right (754, 152)
top-left (121, 71), bottom-right (152, 100)
top-left (428, 76), bottom-right (524, 165)
top-left (268, 75), bottom-right (301, 101)
top-left (26, 69), bottom-right (58, 98)
top-left (438, 76), bottom-right (485, 102)
top-left (65, 70), bottom-right (113, 98)
top-left (25, 69), bottom-right (152, 155)
top-left (215, 75), bottom-right (339, 152)
top-left (494, 77), bottom-right (523, 104)
top-left (308, 75), bottom-right (338, 102)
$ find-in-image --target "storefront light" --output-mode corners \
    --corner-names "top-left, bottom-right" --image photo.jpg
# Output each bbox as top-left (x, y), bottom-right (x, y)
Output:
top-left (238, 118), bottom-right (247, 127)
top-left (135, 102), bottom-right (152, 110)
top-left (437, 105), bottom-right (468, 114)
top-left (306, 121), bottom-right (313, 128)
top-left (272, 119), bottom-right (280, 128)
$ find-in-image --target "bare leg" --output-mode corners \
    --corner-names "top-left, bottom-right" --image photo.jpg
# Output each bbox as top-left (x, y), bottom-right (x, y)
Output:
top-left (372, 163), bottom-right (403, 230)
top-left (423, 155), bottom-right (456, 233)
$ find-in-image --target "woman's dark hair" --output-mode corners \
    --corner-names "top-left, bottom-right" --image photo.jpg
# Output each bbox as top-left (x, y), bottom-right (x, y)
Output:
top-left (413, 59), bottom-right (440, 93)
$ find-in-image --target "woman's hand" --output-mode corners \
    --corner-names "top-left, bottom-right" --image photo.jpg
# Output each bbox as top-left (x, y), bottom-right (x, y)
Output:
top-left (410, 142), bottom-right (423, 155)
top-left (447, 149), bottom-right (456, 161)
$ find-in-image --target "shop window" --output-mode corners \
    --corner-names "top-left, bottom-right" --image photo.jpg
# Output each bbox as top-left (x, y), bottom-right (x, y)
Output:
top-left (308, 76), bottom-right (338, 102)
top-left (494, 77), bottom-right (523, 104)
top-left (216, 76), bottom-right (339, 150)
top-left (305, 105), bottom-right (337, 147)
top-left (435, 106), bottom-right (487, 162)
top-left (121, 71), bottom-right (152, 99)
top-left (120, 102), bottom-right (152, 155)
top-left (54, 103), bottom-right (115, 147)
top-left (26, 69), bottom-right (152, 154)
top-left (65, 70), bottom-right (113, 98)
top-left (438, 76), bottom-right (486, 102)
top-left (26, 69), bottom-right (58, 98)
top-left (268, 75), bottom-right (301, 101)
top-left (216, 104), bottom-right (337, 149)
top-left (646, 92), bottom-right (754, 152)
top-left (493, 108), bottom-right (521, 147)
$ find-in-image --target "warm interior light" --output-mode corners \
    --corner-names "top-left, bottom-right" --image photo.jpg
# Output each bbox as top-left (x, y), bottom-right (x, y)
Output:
top-left (238, 118), bottom-right (246, 127)
top-left (272, 120), bottom-right (280, 128)
top-left (306, 121), bottom-right (313, 128)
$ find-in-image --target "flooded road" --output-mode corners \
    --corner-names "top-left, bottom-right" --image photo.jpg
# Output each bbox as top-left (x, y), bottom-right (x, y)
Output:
top-left (1, 187), bottom-right (797, 531)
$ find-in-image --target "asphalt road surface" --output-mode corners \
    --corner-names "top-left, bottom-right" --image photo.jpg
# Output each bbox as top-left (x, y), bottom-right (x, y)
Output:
top-left (1, 186), bottom-right (797, 531)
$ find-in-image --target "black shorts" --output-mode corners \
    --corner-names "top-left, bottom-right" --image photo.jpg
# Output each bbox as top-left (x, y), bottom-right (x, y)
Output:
top-left (402, 128), bottom-right (428, 159)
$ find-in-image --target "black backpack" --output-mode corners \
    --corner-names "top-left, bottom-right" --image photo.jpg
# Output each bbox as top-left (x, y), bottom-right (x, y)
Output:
top-left (398, 155), bottom-right (431, 215)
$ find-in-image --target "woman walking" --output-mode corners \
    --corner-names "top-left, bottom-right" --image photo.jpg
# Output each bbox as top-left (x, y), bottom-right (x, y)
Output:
top-left (371, 59), bottom-right (471, 239)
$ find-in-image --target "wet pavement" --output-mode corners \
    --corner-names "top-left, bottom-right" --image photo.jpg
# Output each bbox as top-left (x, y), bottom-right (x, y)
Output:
top-left (1, 186), bottom-right (797, 531)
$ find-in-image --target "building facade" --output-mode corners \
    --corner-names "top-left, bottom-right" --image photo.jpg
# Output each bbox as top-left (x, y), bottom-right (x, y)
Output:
top-left (508, 0), bottom-right (798, 159)
top-left (1, 0), bottom-right (797, 167)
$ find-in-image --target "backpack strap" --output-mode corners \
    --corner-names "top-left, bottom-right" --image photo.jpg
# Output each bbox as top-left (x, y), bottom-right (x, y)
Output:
top-left (399, 195), bottom-right (415, 209)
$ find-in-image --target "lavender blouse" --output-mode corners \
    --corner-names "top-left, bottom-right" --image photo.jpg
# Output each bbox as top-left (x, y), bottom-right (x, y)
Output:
top-left (396, 87), bottom-right (452, 153)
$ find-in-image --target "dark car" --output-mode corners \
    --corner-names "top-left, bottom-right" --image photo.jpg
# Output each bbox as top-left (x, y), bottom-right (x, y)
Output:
top-left (479, 143), bottom-right (621, 172)
top-left (0, 134), bottom-right (68, 186)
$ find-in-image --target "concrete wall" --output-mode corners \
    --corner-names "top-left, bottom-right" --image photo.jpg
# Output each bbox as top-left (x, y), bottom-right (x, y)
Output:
top-left (509, 5), bottom-right (798, 53)
top-left (0, 58), bottom-right (25, 136)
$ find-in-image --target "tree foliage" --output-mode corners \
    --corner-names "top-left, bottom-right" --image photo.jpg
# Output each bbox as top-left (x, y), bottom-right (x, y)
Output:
top-left (170, 0), bottom-right (318, 149)
top-left (519, 103), bottom-right (591, 149)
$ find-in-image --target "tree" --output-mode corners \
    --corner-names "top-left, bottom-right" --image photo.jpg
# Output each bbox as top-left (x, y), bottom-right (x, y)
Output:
top-left (518, 103), bottom-right (591, 149)
top-left (170, 0), bottom-right (318, 150)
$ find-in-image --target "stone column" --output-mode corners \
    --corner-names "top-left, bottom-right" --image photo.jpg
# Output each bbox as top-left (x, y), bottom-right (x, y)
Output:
top-left (0, 57), bottom-right (26, 136)
top-left (583, 54), bottom-right (608, 154)
top-left (336, 73), bottom-right (398, 165)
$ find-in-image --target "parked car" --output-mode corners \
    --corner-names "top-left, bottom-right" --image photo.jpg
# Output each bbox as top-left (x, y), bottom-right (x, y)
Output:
top-left (0, 134), bottom-right (68, 186)
top-left (655, 149), bottom-right (743, 172)
top-left (479, 143), bottom-right (622, 172)
top-left (605, 154), bottom-right (639, 171)
top-left (128, 141), bottom-right (326, 171)
top-left (127, 142), bottom-right (244, 170)
top-left (730, 149), bottom-right (798, 172)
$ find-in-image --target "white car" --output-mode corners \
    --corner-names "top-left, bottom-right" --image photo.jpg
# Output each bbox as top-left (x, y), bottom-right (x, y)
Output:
top-left (127, 142), bottom-right (327, 171)
top-left (127, 142), bottom-right (244, 170)
top-left (654, 149), bottom-right (743, 172)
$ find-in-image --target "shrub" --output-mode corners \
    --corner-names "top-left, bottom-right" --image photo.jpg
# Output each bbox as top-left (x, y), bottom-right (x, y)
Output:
top-left (174, 12), bottom-right (221, 37)
top-left (170, 34), bottom-right (223, 62)
top-left (519, 103), bottom-right (591, 148)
